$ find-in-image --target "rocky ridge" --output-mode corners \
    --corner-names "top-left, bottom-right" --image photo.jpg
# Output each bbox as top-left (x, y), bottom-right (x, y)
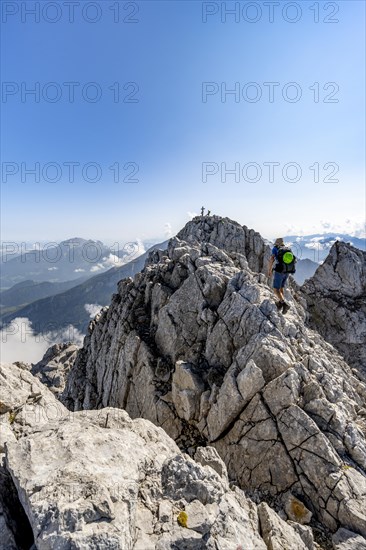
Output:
top-left (1, 215), bottom-right (365, 549)
top-left (61, 216), bottom-right (366, 543)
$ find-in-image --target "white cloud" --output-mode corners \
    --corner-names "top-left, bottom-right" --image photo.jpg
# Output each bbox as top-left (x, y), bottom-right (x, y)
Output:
top-left (0, 317), bottom-right (84, 365)
top-left (48, 267), bottom-right (58, 271)
top-left (101, 254), bottom-right (124, 268)
top-left (320, 220), bottom-right (331, 230)
top-left (122, 240), bottom-right (145, 261)
top-left (135, 239), bottom-right (146, 256)
top-left (84, 304), bottom-right (103, 318)
top-left (319, 220), bottom-right (355, 237)
top-left (164, 223), bottom-right (172, 238)
top-left (90, 264), bottom-right (104, 272)
top-left (87, 247), bottom-right (146, 273)
top-left (103, 251), bottom-right (138, 268)
top-left (187, 211), bottom-right (198, 220)
top-left (304, 238), bottom-right (336, 251)
top-left (283, 224), bottom-right (305, 236)
top-left (284, 219), bottom-right (366, 239)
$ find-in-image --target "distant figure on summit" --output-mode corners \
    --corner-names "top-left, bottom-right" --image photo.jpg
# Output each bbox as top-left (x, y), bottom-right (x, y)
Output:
top-left (267, 237), bottom-right (297, 314)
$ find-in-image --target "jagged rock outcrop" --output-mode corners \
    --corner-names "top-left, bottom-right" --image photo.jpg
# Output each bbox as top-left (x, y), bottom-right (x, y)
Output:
top-left (1, 362), bottom-right (313, 549)
top-left (61, 216), bottom-right (366, 541)
top-left (0, 361), bottom-right (68, 550)
top-left (176, 215), bottom-right (270, 274)
top-left (0, 361), bottom-right (67, 442)
top-left (31, 342), bottom-right (79, 396)
top-left (302, 241), bottom-right (366, 374)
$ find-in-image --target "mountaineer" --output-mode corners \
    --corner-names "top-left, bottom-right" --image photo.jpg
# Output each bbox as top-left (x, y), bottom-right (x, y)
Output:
top-left (267, 237), bottom-right (297, 314)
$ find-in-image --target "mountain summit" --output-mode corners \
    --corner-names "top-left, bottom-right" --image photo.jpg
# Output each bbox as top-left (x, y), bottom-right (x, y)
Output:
top-left (61, 215), bottom-right (366, 540)
top-left (1, 215), bottom-right (366, 548)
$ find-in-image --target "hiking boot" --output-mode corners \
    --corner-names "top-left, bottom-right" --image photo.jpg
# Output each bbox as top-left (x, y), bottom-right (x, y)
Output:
top-left (275, 301), bottom-right (283, 311)
top-left (282, 302), bottom-right (290, 315)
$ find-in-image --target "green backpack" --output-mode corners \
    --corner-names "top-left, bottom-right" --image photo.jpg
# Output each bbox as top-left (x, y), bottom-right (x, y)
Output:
top-left (275, 247), bottom-right (297, 274)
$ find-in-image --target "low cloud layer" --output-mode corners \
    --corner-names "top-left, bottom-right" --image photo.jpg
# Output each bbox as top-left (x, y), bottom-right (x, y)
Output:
top-left (187, 211), bottom-right (198, 220)
top-left (88, 249), bottom-right (144, 273)
top-left (284, 219), bottom-right (366, 239)
top-left (0, 317), bottom-right (84, 365)
top-left (164, 223), bottom-right (172, 239)
top-left (84, 304), bottom-right (103, 318)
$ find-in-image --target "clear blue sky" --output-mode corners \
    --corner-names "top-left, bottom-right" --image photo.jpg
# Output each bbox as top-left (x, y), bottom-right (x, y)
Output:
top-left (1, 0), bottom-right (365, 243)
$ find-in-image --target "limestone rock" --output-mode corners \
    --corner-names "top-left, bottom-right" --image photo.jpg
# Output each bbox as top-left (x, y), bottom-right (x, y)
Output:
top-left (332, 527), bottom-right (366, 549)
top-left (4, 404), bottom-right (268, 549)
top-left (31, 342), bottom-right (78, 395)
top-left (194, 446), bottom-right (228, 481)
top-left (287, 522), bottom-right (315, 550)
top-left (0, 362), bottom-right (70, 548)
top-left (257, 501), bottom-right (311, 549)
top-left (0, 362), bottom-right (68, 439)
top-left (158, 500), bottom-right (172, 523)
top-left (61, 216), bottom-right (366, 538)
top-left (302, 241), bottom-right (366, 373)
top-left (236, 359), bottom-right (265, 402)
top-left (172, 361), bottom-right (205, 421)
top-left (185, 499), bottom-right (212, 534)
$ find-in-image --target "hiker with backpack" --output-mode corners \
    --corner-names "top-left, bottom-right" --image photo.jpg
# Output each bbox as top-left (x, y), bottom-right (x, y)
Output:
top-left (267, 237), bottom-right (297, 314)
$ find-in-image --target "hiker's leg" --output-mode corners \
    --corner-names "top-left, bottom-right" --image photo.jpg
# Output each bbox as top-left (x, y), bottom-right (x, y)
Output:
top-left (281, 275), bottom-right (289, 300)
top-left (272, 273), bottom-right (283, 301)
top-left (274, 288), bottom-right (282, 301)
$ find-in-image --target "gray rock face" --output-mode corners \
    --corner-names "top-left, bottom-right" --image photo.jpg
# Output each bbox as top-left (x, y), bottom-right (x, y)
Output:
top-left (302, 241), bottom-right (366, 373)
top-left (194, 446), bottom-right (228, 481)
top-left (0, 361), bottom-right (67, 441)
top-left (31, 342), bottom-right (79, 395)
top-left (332, 527), bottom-right (366, 549)
top-left (61, 216), bottom-right (366, 539)
top-left (176, 215), bottom-right (271, 274)
top-left (257, 501), bottom-right (311, 549)
top-left (0, 362), bottom-right (69, 549)
top-left (0, 362), bottom-right (311, 550)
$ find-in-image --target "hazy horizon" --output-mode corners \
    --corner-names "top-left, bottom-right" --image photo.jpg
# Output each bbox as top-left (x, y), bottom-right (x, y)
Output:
top-left (1, 213), bottom-right (365, 246)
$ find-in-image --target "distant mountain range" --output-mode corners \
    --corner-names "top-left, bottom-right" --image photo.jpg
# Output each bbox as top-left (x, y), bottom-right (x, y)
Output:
top-left (0, 241), bottom-right (168, 334)
top-left (282, 233), bottom-right (365, 262)
top-left (271, 232), bottom-right (365, 284)
top-left (1, 231), bottom-right (363, 336)
top-left (0, 237), bottom-right (143, 290)
top-left (0, 278), bottom-right (88, 316)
